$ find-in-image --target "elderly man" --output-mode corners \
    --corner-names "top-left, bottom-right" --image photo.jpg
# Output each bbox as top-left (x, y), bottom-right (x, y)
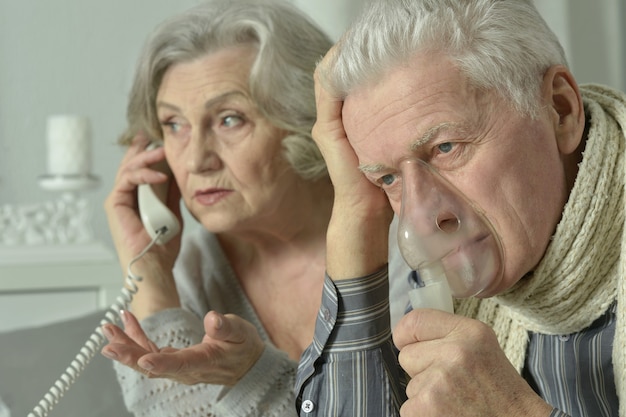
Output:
top-left (296, 0), bottom-right (625, 416)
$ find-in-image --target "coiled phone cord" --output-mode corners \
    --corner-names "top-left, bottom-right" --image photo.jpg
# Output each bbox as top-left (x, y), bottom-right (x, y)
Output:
top-left (27, 230), bottom-right (164, 417)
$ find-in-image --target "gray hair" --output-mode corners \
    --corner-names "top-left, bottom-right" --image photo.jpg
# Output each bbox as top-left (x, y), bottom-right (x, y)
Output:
top-left (323, 0), bottom-right (568, 117)
top-left (121, 0), bottom-right (332, 180)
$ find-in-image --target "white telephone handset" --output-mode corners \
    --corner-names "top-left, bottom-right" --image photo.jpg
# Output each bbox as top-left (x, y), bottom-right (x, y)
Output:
top-left (138, 142), bottom-right (181, 244)
top-left (28, 143), bottom-right (181, 417)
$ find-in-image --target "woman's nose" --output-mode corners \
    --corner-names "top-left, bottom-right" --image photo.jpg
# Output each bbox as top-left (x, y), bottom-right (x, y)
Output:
top-left (186, 130), bottom-right (222, 173)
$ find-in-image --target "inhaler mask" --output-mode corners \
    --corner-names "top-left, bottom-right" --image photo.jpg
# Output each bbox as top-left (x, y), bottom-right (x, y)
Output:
top-left (397, 158), bottom-right (504, 313)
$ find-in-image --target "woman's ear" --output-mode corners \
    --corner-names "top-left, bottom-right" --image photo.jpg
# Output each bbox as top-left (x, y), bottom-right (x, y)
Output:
top-left (541, 65), bottom-right (585, 155)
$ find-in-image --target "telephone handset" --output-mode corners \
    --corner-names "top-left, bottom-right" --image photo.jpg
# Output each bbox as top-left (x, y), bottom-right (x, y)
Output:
top-left (138, 142), bottom-right (181, 245)
top-left (27, 143), bottom-right (181, 417)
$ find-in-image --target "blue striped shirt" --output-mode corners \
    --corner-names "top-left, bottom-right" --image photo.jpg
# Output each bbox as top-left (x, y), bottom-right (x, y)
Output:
top-left (295, 269), bottom-right (618, 416)
top-left (525, 303), bottom-right (618, 416)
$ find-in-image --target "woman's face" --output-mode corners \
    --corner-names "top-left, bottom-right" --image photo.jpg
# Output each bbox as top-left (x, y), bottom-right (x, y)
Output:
top-left (156, 46), bottom-right (297, 234)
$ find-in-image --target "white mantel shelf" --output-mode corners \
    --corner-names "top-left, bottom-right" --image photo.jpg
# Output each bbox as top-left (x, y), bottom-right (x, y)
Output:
top-left (0, 242), bottom-right (124, 332)
top-left (0, 241), bottom-right (121, 293)
top-left (0, 241), bottom-right (115, 266)
top-left (0, 261), bottom-right (120, 291)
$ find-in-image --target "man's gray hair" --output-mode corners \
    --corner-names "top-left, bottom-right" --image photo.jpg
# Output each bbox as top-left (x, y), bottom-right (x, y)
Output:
top-left (323, 0), bottom-right (568, 117)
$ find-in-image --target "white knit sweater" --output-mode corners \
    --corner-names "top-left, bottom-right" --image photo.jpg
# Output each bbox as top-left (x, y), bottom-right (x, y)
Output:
top-left (113, 228), bottom-right (299, 417)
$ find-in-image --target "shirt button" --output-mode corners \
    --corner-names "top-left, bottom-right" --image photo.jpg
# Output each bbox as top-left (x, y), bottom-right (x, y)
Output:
top-left (321, 307), bottom-right (331, 322)
top-left (301, 399), bottom-right (315, 413)
top-left (559, 334), bottom-right (570, 342)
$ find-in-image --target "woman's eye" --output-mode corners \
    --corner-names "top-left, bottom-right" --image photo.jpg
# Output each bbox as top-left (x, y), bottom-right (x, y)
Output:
top-left (161, 121), bottom-right (181, 134)
top-left (222, 114), bottom-right (244, 128)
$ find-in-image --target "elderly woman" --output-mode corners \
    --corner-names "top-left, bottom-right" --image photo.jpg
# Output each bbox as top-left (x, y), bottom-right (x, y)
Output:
top-left (100, 1), bottom-right (335, 416)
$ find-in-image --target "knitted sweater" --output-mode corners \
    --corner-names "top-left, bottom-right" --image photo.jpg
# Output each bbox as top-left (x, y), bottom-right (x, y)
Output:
top-left (114, 228), bottom-right (298, 417)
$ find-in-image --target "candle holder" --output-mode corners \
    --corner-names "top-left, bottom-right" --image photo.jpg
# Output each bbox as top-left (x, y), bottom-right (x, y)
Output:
top-left (38, 173), bottom-right (100, 193)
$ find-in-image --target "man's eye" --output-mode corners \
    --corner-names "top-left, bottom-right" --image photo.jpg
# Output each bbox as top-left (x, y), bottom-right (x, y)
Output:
top-left (381, 174), bottom-right (396, 186)
top-left (437, 142), bottom-right (453, 153)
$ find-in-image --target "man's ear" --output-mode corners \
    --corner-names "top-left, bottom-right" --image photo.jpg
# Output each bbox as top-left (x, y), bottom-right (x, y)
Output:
top-left (541, 65), bottom-right (585, 155)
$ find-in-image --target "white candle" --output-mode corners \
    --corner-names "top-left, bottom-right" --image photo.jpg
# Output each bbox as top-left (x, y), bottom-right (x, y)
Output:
top-left (46, 115), bottom-right (92, 176)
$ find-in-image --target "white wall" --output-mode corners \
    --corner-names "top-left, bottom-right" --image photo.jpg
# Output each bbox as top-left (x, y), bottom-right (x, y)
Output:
top-left (534, 0), bottom-right (625, 91)
top-left (0, 0), bottom-right (364, 251)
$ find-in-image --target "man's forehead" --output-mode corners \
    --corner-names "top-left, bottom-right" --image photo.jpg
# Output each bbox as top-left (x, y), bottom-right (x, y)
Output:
top-left (340, 52), bottom-right (483, 171)
top-left (341, 80), bottom-right (404, 148)
top-left (342, 86), bottom-right (414, 171)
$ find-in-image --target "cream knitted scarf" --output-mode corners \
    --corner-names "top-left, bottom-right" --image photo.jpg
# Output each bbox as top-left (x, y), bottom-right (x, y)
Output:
top-left (455, 84), bottom-right (626, 415)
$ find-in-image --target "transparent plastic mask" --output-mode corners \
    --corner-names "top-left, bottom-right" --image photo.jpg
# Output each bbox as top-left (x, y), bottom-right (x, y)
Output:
top-left (397, 158), bottom-right (504, 310)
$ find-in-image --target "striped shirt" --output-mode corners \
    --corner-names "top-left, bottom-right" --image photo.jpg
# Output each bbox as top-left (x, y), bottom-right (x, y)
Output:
top-left (525, 302), bottom-right (618, 416)
top-left (295, 269), bottom-right (618, 417)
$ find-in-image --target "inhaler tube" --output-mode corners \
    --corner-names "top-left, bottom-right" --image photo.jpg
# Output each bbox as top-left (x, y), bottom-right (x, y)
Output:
top-left (408, 261), bottom-right (454, 313)
top-left (397, 158), bottom-right (504, 311)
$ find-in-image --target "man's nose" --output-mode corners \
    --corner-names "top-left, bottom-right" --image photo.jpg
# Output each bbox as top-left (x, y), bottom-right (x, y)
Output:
top-left (397, 159), bottom-right (464, 267)
top-left (399, 159), bottom-right (461, 236)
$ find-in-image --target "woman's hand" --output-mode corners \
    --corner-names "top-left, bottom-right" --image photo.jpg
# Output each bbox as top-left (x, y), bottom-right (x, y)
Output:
top-left (104, 133), bottom-right (184, 319)
top-left (313, 47), bottom-right (393, 279)
top-left (101, 310), bottom-right (266, 386)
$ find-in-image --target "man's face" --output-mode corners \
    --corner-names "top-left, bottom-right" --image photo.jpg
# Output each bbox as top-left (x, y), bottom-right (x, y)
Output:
top-left (342, 52), bottom-right (571, 295)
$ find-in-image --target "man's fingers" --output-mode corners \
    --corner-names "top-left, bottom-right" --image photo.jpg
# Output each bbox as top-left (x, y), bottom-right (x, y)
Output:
top-left (311, 45), bottom-right (348, 158)
top-left (392, 308), bottom-right (461, 350)
top-left (313, 75), bottom-right (343, 126)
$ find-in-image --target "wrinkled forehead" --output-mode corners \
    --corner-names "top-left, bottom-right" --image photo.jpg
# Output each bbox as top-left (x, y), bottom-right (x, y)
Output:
top-left (342, 90), bottom-right (405, 167)
top-left (341, 57), bottom-right (477, 168)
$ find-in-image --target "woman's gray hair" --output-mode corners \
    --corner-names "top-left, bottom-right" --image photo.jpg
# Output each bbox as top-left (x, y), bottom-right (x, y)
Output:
top-left (121, 0), bottom-right (332, 180)
top-left (324, 0), bottom-right (568, 117)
